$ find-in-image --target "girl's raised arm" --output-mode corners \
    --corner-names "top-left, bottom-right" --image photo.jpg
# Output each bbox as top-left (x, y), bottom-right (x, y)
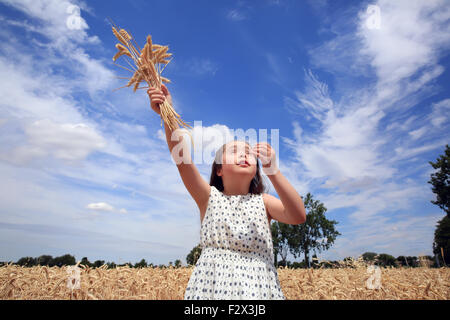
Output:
top-left (147, 85), bottom-right (211, 218)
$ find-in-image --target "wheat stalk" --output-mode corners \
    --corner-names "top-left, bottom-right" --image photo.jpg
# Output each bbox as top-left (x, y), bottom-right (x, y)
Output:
top-left (109, 21), bottom-right (194, 150)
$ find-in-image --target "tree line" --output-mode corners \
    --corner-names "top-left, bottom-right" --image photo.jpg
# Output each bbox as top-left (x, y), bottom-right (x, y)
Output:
top-left (0, 255), bottom-right (184, 269)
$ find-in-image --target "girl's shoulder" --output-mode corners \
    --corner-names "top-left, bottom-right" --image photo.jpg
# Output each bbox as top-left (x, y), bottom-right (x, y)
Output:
top-left (210, 185), bottom-right (218, 195)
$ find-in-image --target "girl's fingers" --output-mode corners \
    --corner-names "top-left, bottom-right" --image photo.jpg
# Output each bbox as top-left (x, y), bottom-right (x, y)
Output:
top-left (253, 151), bottom-right (269, 161)
top-left (147, 88), bottom-right (163, 95)
top-left (149, 85), bottom-right (170, 98)
top-left (255, 142), bottom-right (271, 148)
top-left (254, 143), bottom-right (270, 151)
top-left (152, 97), bottom-right (164, 103)
top-left (152, 94), bottom-right (165, 100)
top-left (150, 96), bottom-right (166, 104)
top-left (149, 92), bottom-right (164, 98)
top-left (161, 84), bottom-right (169, 96)
top-left (251, 150), bottom-right (262, 159)
top-left (254, 146), bottom-right (268, 156)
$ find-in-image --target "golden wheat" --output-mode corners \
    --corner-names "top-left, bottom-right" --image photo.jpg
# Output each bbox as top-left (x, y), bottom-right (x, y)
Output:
top-left (110, 21), bottom-right (192, 143)
top-left (1, 262), bottom-right (448, 300)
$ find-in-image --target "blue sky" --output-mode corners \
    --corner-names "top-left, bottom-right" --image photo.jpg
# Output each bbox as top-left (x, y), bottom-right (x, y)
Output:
top-left (0, 0), bottom-right (449, 266)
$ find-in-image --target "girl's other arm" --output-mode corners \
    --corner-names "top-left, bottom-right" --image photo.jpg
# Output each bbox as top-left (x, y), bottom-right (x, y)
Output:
top-left (263, 171), bottom-right (306, 225)
top-left (148, 85), bottom-right (210, 216)
top-left (253, 143), bottom-right (306, 225)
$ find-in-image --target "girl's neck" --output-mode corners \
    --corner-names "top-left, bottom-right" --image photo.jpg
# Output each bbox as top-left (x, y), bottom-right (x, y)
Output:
top-left (222, 183), bottom-right (250, 196)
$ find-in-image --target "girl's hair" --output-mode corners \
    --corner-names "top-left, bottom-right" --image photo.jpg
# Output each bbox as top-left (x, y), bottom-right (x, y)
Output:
top-left (209, 141), bottom-right (267, 194)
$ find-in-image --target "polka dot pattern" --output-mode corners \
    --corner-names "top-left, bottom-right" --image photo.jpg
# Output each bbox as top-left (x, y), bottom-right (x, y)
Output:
top-left (184, 185), bottom-right (285, 300)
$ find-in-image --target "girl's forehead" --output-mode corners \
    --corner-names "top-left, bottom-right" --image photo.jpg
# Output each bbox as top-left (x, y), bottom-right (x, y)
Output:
top-left (226, 141), bottom-right (251, 149)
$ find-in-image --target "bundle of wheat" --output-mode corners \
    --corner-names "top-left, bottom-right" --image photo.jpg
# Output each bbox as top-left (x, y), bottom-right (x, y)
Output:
top-left (110, 22), bottom-right (191, 134)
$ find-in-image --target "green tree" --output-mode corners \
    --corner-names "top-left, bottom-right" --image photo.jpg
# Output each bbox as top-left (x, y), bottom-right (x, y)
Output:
top-left (52, 254), bottom-right (76, 267)
top-left (186, 244), bottom-right (202, 266)
top-left (16, 256), bottom-right (37, 267)
top-left (433, 215), bottom-right (450, 266)
top-left (408, 256), bottom-right (418, 267)
top-left (93, 260), bottom-right (105, 268)
top-left (37, 255), bottom-right (53, 266)
top-left (271, 221), bottom-right (291, 267)
top-left (396, 255), bottom-right (418, 267)
top-left (362, 252), bottom-right (378, 262)
top-left (174, 259), bottom-right (182, 268)
top-left (271, 222), bottom-right (281, 266)
top-left (377, 253), bottom-right (396, 267)
top-left (134, 259), bottom-right (148, 268)
top-left (80, 257), bottom-right (92, 267)
top-left (428, 144), bottom-right (450, 217)
top-left (428, 145), bottom-right (450, 267)
top-left (288, 193), bottom-right (341, 268)
top-left (396, 256), bottom-right (408, 267)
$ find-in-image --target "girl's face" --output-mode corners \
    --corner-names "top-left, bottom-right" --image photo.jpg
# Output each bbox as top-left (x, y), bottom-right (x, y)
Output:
top-left (217, 141), bottom-right (257, 178)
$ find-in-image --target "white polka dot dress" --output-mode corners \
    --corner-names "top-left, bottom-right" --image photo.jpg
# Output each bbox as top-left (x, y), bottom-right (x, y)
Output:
top-left (184, 185), bottom-right (285, 300)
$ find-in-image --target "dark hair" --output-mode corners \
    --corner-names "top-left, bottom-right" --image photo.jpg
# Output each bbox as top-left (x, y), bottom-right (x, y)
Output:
top-left (209, 141), bottom-right (267, 194)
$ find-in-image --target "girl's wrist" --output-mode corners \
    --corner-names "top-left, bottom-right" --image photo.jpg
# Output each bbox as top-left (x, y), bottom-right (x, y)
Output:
top-left (262, 164), bottom-right (279, 176)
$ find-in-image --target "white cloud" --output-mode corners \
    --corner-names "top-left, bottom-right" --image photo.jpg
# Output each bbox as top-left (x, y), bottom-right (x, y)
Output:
top-left (1, 0), bottom-right (94, 45)
top-left (390, 140), bottom-right (448, 163)
top-left (86, 202), bottom-right (128, 215)
top-left (227, 9), bottom-right (246, 21)
top-left (284, 70), bottom-right (393, 189)
top-left (156, 128), bottom-right (166, 142)
top-left (357, 0), bottom-right (450, 86)
top-left (284, 69), bottom-right (337, 127)
top-left (408, 126), bottom-right (428, 141)
top-left (430, 98), bottom-right (450, 127)
top-left (1, 0), bottom-right (114, 97)
top-left (1, 119), bottom-right (106, 166)
top-left (87, 202), bottom-right (114, 212)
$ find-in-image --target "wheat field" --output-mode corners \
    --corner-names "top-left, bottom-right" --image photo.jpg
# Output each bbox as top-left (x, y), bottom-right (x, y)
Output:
top-left (1, 262), bottom-right (448, 300)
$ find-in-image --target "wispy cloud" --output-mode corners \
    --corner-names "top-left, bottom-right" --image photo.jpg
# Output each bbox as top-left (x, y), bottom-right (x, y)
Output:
top-left (170, 57), bottom-right (219, 77)
top-left (264, 53), bottom-right (285, 86)
top-left (281, 0), bottom-right (449, 259)
top-left (187, 58), bottom-right (219, 76)
top-left (227, 9), bottom-right (247, 21)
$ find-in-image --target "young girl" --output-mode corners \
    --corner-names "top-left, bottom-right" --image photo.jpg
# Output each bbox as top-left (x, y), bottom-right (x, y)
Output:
top-left (148, 84), bottom-right (306, 300)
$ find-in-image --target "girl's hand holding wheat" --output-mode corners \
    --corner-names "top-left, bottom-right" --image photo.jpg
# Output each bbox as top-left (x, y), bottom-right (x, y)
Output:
top-left (251, 142), bottom-right (279, 175)
top-left (147, 84), bottom-right (172, 115)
